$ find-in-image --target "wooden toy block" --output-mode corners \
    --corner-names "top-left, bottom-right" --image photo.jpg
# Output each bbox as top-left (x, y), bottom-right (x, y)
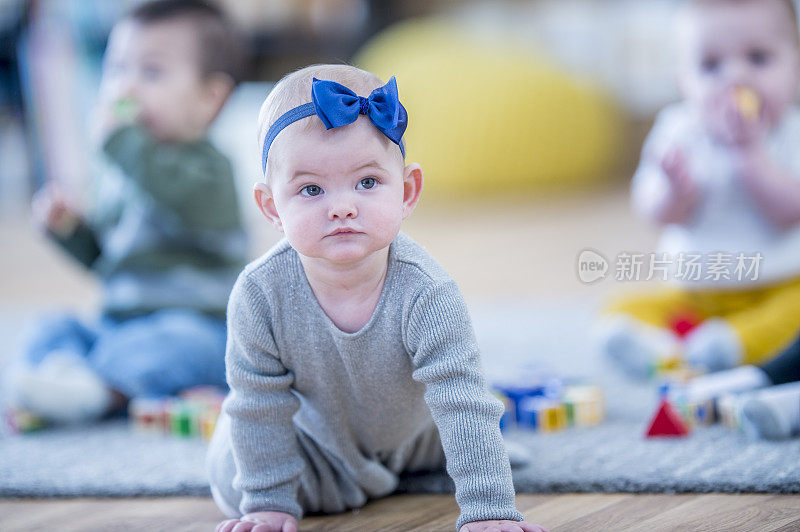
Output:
top-left (4, 408), bottom-right (46, 434)
top-left (170, 402), bottom-right (200, 437)
top-left (575, 399), bottom-right (604, 427)
top-left (677, 399), bottom-right (714, 428)
top-left (646, 399), bottom-right (690, 438)
top-left (517, 397), bottom-right (568, 432)
top-left (693, 399), bottom-right (715, 426)
top-left (494, 381), bottom-right (605, 432)
top-left (493, 384), bottom-right (546, 424)
top-left (540, 402), bottom-right (568, 432)
top-left (564, 401), bottom-right (575, 426)
top-left (717, 394), bottom-right (742, 429)
top-left (129, 397), bottom-right (168, 435)
top-left (564, 385), bottom-right (605, 427)
top-left (128, 386), bottom-right (226, 439)
top-left (516, 396), bottom-right (542, 430)
top-left (200, 405), bottom-right (221, 441)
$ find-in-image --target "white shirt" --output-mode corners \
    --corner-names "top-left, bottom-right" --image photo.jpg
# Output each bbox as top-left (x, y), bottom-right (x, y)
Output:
top-left (632, 102), bottom-right (800, 287)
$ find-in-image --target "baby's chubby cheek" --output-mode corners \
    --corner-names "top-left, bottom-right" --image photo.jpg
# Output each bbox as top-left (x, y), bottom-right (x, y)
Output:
top-left (371, 203), bottom-right (406, 245)
top-left (280, 213), bottom-right (320, 247)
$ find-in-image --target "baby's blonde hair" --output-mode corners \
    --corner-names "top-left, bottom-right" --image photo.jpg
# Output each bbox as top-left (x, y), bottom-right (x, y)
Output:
top-left (257, 64), bottom-right (387, 181)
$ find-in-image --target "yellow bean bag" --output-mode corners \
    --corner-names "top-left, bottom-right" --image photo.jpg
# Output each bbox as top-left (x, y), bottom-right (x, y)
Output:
top-left (354, 19), bottom-right (625, 199)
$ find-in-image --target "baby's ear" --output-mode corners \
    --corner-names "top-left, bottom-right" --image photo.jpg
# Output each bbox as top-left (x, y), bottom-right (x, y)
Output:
top-left (402, 162), bottom-right (424, 219)
top-left (203, 73), bottom-right (235, 119)
top-left (254, 182), bottom-right (283, 231)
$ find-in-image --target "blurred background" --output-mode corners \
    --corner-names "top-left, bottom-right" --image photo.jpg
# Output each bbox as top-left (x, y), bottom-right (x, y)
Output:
top-left (0, 0), bottom-right (693, 314)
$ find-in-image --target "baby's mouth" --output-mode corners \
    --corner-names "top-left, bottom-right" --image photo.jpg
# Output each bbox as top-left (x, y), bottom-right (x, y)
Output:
top-left (327, 228), bottom-right (361, 237)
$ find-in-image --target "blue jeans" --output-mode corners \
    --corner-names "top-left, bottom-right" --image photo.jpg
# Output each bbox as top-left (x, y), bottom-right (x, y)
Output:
top-left (22, 309), bottom-right (228, 398)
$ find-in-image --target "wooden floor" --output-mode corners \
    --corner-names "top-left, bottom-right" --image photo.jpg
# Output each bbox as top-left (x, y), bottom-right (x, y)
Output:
top-left (2, 494), bottom-right (799, 531)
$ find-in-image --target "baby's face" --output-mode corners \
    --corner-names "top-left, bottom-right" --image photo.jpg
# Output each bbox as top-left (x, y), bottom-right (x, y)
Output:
top-left (262, 119), bottom-right (412, 265)
top-left (100, 19), bottom-right (212, 142)
top-left (677, 0), bottom-right (800, 129)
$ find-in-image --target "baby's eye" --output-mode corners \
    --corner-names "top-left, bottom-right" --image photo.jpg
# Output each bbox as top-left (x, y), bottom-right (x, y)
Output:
top-left (356, 177), bottom-right (377, 190)
top-left (700, 56), bottom-right (720, 74)
top-left (748, 49), bottom-right (771, 67)
top-left (301, 184), bottom-right (323, 197)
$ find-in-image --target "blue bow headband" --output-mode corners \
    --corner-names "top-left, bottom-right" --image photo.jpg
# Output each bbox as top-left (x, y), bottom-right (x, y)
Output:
top-left (261, 76), bottom-right (407, 174)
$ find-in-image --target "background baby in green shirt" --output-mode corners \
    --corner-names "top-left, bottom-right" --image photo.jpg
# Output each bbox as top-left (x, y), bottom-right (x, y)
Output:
top-left (4, 0), bottom-right (247, 424)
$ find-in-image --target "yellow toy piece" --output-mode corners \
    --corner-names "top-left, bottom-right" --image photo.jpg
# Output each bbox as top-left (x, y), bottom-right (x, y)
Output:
top-left (734, 86), bottom-right (761, 122)
top-left (355, 19), bottom-right (624, 199)
top-left (651, 354), bottom-right (685, 376)
top-left (200, 405), bottom-right (221, 441)
top-left (539, 401), bottom-right (568, 432)
top-left (650, 351), bottom-right (705, 382)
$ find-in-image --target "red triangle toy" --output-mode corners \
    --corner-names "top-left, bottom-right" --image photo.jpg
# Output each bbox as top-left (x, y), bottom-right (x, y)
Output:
top-left (645, 399), bottom-right (690, 438)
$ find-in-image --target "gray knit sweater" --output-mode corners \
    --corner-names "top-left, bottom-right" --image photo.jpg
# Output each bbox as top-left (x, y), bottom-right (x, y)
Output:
top-left (223, 232), bottom-right (523, 530)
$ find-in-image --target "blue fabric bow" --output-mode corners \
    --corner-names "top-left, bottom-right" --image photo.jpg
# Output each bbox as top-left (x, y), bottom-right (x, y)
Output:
top-left (311, 76), bottom-right (407, 149)
top-left (262, 76), bottom-right (407, 174)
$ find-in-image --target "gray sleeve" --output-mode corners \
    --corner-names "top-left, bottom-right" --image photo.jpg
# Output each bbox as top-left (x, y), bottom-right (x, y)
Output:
top-left (406, 280), bottom-right (523, 531)
top-left (223, 273), bottom-right (304, 518)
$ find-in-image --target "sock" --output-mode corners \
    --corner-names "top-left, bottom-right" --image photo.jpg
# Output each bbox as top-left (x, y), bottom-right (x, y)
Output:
top-left (595, 314), bottom-right (681, 379)
top-left (684, 318), bottom-right (742, 373)
top-left (740, 381), bottom-right (800, 440)
top-left (13, 350), bottom-right (112, 424)
top-left (681, 365), bottom-right (771, 403)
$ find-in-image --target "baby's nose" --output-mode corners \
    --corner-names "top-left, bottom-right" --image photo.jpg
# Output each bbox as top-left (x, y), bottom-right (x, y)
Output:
top-left (328, 192), bottom-right (358, 220)
top-left (725, 59), bottom-right (752, 85)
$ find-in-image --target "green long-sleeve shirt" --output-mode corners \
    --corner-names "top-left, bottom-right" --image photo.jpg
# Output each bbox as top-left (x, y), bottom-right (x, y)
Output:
top-left (51, 125), bottom-right (247, 319)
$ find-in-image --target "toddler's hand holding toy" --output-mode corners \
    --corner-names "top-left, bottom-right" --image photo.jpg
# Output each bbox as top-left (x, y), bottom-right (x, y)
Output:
top-left (91, 95), bottom-right (140, 146)
top-left (704, 87), bottom-right (766, 147)
top-left (30, 182), bottom-right (82, 238)
top-left (215, 511), bottom-right (298, 532)
top-left (459, 519), bottom-right (549, 532)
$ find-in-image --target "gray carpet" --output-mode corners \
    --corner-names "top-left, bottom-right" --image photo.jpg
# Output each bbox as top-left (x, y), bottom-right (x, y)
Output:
top-left (1, 302), bottom-right (799, 498)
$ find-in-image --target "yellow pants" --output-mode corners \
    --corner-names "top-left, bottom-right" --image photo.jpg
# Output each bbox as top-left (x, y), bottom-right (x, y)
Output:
top-left (605, 275), bottom-right (800, 366)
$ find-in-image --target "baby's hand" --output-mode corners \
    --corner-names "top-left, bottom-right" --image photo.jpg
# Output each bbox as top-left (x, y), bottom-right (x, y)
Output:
top-left (704, 87), bottom-right (767, 147)
top-left (215, 511), bottom-right (298, 532)
top-left (657, 147), bottom-right (701, 224)
top-left (30, 182), bottom-right (82, 237)
top-left (459, 519), bottom-right (549, 532)
top-left (661, 148), bottom-right (694, 193)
